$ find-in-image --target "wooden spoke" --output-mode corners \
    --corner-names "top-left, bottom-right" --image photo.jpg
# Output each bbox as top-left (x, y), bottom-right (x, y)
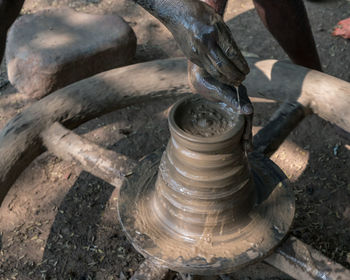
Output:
top-left (130, 259), bottom-right (169, 280)
top-left (265, 236), bottom-right (350, 280)
top-left (253, 102), bottom-right (305, 157)
top-left (42, 122), bottom-right (137, 189)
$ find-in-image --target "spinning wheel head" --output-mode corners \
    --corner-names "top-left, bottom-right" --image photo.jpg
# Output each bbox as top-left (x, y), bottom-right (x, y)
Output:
top-left (118, 96), bottom-right (295, 275)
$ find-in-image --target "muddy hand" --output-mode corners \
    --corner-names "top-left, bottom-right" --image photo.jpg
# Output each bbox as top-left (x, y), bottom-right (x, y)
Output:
top-left (189, 62), bottom-right (253, 152)
top-left (135, 0), bottom-right (249, 86)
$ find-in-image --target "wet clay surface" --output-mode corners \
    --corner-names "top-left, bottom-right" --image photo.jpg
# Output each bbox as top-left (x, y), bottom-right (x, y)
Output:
top-left (118, 96), bottom-right (294, 275)
top-left (0, 0), bottom-right (349, 279)
top-left (1, 92), bottom-right (348, 280)
top-left (175, 97), bottom-right (237, 137)
top-left (119, 147), bottom-right (294, 275)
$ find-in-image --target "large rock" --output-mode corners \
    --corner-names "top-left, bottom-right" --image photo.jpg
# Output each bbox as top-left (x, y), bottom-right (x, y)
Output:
top-left (5, 8), bottom-right (136, 99)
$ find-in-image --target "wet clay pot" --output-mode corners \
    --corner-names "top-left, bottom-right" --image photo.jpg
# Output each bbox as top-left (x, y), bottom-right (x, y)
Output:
top-left (118, 95), bottom-right (295, 275)
top-left (155, 96), bottom-right (256, 238)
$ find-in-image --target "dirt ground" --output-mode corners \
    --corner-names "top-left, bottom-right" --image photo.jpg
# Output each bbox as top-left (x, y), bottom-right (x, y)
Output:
top-left (0, 0), bottom-right (349, 279)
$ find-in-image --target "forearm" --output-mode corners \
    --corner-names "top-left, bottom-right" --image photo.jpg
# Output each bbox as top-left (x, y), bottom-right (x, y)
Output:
top-left (134, 0), bottom-right (227, 23)
top-left (135, 0), bottom-right (248, 86)
top-left (133, 0), bottom-right (187, 26)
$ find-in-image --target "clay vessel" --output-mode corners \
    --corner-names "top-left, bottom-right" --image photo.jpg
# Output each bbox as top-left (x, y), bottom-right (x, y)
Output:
top-left (118, 95), bottom-right (295, 275)
top-left (153, 95), bottom-right (256, 240)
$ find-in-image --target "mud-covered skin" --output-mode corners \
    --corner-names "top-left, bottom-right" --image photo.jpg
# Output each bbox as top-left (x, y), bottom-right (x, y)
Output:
top-left (135, 0), bottom-right (249, 86)
top-left (190, 0), bottom-right (253, 151)
top-left (0, 0), bottom-right (321, 152)
top-left (188, 61), bottom-right (253, 151)
top-left (0, 0), bottom-right (322, 79)
top-left (135, 0), bottom-right (253, 150)
top-left (0, 1), bottom-right (322, 73)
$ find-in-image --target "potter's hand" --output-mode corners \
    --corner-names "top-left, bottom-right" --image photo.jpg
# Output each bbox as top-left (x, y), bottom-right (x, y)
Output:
top-left (135, 0), bottom-right (249, 86)
top-left (189, 62), bottom-right (253, 151)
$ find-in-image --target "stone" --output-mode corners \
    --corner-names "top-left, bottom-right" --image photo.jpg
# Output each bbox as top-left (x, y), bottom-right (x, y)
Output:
top-left (5, 8), bottom-right (136, 99)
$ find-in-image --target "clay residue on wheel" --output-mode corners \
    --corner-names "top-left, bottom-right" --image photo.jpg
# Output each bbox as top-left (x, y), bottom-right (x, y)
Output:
top-left (120, 96), bottom-right (292, 273)
top-left (174, 97), bottom-right (237, 137)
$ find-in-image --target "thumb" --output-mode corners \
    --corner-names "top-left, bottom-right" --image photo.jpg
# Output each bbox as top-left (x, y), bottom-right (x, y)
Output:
top-left (188, 61), bottom-right (253, 115)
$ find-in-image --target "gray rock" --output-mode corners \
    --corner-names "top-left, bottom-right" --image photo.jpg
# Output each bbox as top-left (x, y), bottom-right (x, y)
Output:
top-left (6, 8), bottom-right (136, 99)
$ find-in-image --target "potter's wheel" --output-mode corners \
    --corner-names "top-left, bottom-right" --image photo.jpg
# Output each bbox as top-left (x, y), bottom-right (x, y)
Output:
top-left (118, 96), bottom-right (295, 275)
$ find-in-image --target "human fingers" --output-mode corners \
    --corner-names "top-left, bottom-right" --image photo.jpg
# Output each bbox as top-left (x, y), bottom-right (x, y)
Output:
top-left (188, 61), bottom-right (231, 103)
top-left (235, 84), bottom-right (254, 115)
top-left (206, 45), bottom-right (246, 86)
top-left (216, 21), bottom-right (250, 75)
top-left (236, 85), bottom-right (254, 152)
top-left (199, 54), bottom-right (231, 86)
top-left (242, 113), bottom-right (253, 153)
top-left (188, 62), bottom-right (253, 115)
top-left (189, 63), bottom-right (253, 152)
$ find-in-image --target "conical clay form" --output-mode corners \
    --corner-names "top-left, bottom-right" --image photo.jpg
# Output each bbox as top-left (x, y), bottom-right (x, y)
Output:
top-left (153, 96), bottom-right (256, 240)
top-left (118, 95), bottom-right (295, 275)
